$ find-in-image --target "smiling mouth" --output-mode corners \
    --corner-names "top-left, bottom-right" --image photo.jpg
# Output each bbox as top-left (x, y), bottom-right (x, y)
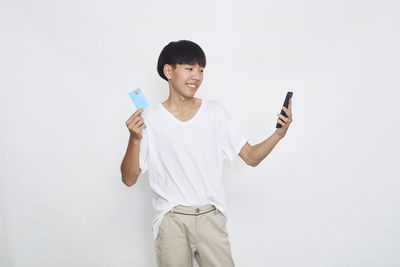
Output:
top-left (186, 83), bottom-right (198, 89)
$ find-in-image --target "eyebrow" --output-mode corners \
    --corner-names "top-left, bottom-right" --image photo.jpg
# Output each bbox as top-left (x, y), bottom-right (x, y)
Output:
top-left (185, 64), bottom-right (204, 69)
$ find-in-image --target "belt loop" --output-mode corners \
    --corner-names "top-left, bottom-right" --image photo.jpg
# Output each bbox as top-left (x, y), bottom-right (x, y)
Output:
top-left (214, 205), bottom-right (218, 214)
top-left (170, 207), bottom-right (175, 217)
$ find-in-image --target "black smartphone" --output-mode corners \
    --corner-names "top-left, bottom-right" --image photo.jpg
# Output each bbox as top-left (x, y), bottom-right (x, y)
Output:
top-left (276, 91), bottom-right (293, 128)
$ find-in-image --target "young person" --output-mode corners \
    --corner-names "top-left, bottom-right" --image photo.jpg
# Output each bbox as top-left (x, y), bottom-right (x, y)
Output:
top-left (121, 40), bottom-right (293, 267)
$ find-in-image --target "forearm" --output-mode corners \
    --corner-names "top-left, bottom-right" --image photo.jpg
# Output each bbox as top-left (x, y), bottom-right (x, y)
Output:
top-left (121, 135), bottom-right (141, 186)
top-left (249, 130), bottom-right (283, 166)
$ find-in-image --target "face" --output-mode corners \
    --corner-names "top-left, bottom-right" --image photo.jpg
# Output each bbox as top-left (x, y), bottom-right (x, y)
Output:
top-left (164, 63), bottom-right (204, 97)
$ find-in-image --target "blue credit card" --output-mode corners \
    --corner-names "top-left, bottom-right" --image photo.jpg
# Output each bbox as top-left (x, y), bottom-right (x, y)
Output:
top-left (129, 88), bottom-right (149, 110)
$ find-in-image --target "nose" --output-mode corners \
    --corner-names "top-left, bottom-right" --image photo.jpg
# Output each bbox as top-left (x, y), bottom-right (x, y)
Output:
top-left (192, 70), bottom-right (202, 81)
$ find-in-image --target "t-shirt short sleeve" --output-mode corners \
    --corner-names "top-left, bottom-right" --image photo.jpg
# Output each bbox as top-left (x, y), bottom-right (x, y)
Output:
top-left (219, 104), bottom-right (248, 166)
top-left (139, 127), bottom-right (149, 175)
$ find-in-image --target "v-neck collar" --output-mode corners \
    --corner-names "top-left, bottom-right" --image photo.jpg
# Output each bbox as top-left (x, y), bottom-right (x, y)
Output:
top-left (159, 98), bottom-right (205, 127)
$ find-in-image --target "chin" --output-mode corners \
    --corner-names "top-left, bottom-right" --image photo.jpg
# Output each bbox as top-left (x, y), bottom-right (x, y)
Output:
top-left (184, 90), bottom-right (197, 96)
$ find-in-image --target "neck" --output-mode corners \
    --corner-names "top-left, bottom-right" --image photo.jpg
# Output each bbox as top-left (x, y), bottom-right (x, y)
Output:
top-left (163, 95), bottom-right (200, 111)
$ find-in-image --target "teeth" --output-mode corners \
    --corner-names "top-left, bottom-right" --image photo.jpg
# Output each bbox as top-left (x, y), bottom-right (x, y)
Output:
top-left (187, 84), bottom-right (197, 88)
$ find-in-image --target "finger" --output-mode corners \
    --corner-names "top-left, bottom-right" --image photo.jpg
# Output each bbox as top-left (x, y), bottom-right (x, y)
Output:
top-left (282, 105), bottom-right (292, 118)
top-left (134, 109), bottom-right (145, 119)
top-left (132, 108), bottom-right (144, 118)
top-left (282, 106), bottom-right (292, 118)
top-left (277, 113), bottom-right (289, 123)
top-left (127, 109), bottom-right (144, 124)
top-left (133, 116), bottom-right (144, 127)
top-left (127, 116), bottom-right (138, 127)
top-left (130, 121), bottom-right (144, 132)
top-left (277, 118), bottom-right (286, 126)
top-left (137, 120), bottom-right (145, 129)
top-left (127, 116), bottom-right (143, 128)
top-left (280, 113), bottom-right (293, 125)
top-left (282, 106), bottom-right (288, 115)
top-left (127, 112), bottom-right (141, 125)
top-left (288, 98), bottom-right (292, 115)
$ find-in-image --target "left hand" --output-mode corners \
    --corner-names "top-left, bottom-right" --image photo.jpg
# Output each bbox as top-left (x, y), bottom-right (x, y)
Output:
top-left (275, 98), bottom-right (293, 139)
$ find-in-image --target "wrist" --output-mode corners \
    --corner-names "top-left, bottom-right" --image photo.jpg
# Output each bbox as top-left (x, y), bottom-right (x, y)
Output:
top-left (273, 130), bottom-right (284, 140)
top-left (130, 134), bottom-right (142, 143)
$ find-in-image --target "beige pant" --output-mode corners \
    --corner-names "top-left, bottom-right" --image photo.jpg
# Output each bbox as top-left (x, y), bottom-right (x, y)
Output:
top-left (154, 204), bottom-right (235, 267)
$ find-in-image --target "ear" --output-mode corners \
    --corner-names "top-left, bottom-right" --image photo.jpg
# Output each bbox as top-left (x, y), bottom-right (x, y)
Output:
top-left (163, 64), bottom-right (172, 80)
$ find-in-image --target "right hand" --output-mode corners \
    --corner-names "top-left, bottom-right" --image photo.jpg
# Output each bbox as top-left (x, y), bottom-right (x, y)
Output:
top-left (126, 109), bottom-right (146, 140)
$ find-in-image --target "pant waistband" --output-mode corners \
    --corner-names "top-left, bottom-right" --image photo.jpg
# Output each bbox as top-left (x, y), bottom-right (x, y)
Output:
top-left (170, 204), bottom-right (218, 216)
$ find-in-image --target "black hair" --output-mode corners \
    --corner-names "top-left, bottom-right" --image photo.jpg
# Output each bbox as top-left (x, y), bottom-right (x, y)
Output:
top-left (157, 40), bottom-right (206, 82)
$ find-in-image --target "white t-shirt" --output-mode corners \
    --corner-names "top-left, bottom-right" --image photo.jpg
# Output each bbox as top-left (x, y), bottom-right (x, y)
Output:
top-left (138, 98), bottom-right (248, 241)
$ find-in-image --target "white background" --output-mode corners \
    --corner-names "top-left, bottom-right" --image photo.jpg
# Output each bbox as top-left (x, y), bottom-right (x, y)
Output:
top-left (1, 0), bottom-right (399, 266)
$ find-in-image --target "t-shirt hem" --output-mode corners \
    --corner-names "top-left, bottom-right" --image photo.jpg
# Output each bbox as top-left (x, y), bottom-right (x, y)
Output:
top-left (152, 204), bottom-right (180, 241)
